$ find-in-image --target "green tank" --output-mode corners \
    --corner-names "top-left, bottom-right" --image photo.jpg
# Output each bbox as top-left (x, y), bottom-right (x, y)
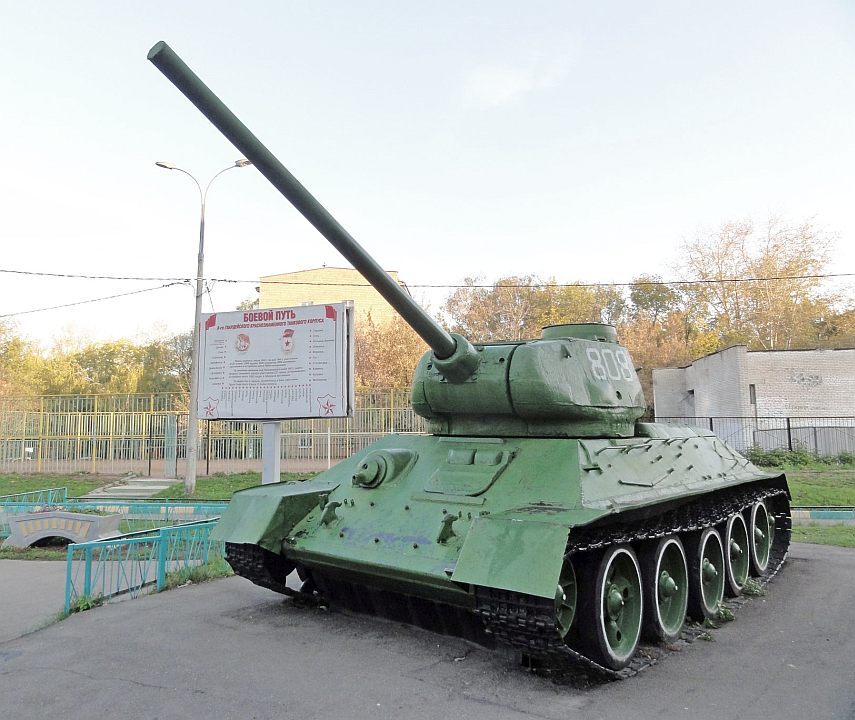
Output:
top-left (149, 42), bottom-right (791, 674)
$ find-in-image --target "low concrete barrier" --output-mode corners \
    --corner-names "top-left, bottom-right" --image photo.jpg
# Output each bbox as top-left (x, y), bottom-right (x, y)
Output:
top-left (2, 511), bottom-right (122, 549)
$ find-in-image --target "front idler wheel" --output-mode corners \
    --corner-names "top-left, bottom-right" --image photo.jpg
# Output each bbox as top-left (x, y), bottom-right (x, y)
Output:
top-left (686, 528), bottom-right (725, 621)
top-left (721, 513), bottom-right (750, 596)
top-left (747, 500), bottom-right (773, 576)
top-left (640, 536), bottom-right (688, 643)
top-left (554, 560), bottom-right (578, 639)
top-left (577, 545), bottom-right (643, 670)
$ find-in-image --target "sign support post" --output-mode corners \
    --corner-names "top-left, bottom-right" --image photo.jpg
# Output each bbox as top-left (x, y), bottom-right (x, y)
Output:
top-left (261, 421), bottom-right (281, 485)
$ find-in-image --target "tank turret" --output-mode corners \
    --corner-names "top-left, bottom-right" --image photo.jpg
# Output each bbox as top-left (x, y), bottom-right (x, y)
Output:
top-left (149, 41), bottom-right (643, 437)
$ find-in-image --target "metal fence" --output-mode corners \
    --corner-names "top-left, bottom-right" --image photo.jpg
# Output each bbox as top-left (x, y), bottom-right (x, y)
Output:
top-left (655, 416), bottom-right (855, 456)
top-left (64, 519), bottom-right (222, 612)
top-left (3, 390), bottom-right (853, 477)
top-left (0, 389), bottom-right (423, 476)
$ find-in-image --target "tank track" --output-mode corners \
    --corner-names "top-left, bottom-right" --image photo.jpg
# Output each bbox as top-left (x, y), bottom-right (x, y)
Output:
top-left (225, 482), bottom-right (790, 681)
top-left (474, 482), bottom-right (791, 680)
top-left (225, 542), bottom-right (299, 598)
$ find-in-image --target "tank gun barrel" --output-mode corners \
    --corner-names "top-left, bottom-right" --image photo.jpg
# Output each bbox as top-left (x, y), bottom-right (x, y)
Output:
top-left (147, 41), bottom-right (464, 365)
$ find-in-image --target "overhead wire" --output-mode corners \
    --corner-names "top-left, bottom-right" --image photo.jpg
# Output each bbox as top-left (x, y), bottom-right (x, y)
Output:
top-left (0, 282), bottom-right (188, 318)
top-left (1, 266), bottom-right (853, 290)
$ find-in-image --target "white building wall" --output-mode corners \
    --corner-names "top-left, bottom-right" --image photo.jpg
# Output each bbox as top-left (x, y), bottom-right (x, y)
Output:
top-left (687, 346), bottom-right (751, 417)
top-left (653, 346), bottom-right (751, 417)
top-left (653, 346), bottom-right (855, 453)
top-left (654, 346), bottom-right (855, 418)
top-left (745, 348), bottom-right (855, 417)
top-left (651, 368), bottom-right (690, 416)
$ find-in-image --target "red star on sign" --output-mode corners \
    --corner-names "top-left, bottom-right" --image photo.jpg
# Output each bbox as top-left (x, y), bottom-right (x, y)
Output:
top-left (322, 400), bottom-right (336, 415)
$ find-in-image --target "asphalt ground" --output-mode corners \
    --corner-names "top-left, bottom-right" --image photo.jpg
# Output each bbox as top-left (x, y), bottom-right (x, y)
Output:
top-left (0, 559), bottom-right (67, 643)
top-left (0, 543), bottom-right (853, 720)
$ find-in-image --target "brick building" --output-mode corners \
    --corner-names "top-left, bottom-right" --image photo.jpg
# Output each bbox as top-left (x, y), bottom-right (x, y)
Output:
top-left (258, 267), bottom-right (409, 326)
top-left (653, 345), bottom-right (855, 418)
top-left (652, 345), bottom-right (855, 453)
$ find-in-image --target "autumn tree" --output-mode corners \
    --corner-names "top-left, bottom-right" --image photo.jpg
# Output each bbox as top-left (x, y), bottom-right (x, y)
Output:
top-left (0, 321), bottom-right (42, 396)
top-left (354, 314), bottom-right (428, 389)
top-left (441, 276), bottom-right (544, 341)
top-left (678, 218), bottom-right (842, 350)
top-left (442, 276), bottom-right (624, 341)
top-left (810, 308), bottom-right (855, 348)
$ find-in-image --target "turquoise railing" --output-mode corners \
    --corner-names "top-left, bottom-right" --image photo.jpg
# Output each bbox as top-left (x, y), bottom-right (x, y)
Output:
top-left (64, 520), bottom-right (223, 613)
top-left (0, 486), bottom-right (69, 504)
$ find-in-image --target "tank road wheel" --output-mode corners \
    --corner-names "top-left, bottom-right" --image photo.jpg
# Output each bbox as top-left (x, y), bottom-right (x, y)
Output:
top-left (554, 560), bottom-right (578, 639)
top-left (685, 528), bottom-right (725, 621)
top-left (640, 536), bottom-right (688, 643)
top-left (747, 500), bottom-right (773, 576)
top-left (721, 513), bottom-right (750, 596)
top-left (577, 545), bottom-right (643, 670)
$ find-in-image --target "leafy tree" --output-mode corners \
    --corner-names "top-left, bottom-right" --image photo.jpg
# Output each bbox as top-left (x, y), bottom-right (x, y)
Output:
top-left (678, 217), bottom-right (842, 350)
top-left (442, 275), bottom-right (543, 341)
top-left (0, 321), bottom-right (42, 396)
top-left (628, 275), bottom-right (679, 324)
top-left (442, 276), bottom-right (624, 342)
top-left (537, 283), bottom-right (626, 329)
top-left (161, 332), bottom-right (193, 396)
top-left (354, 314), bottom-right (427, 389)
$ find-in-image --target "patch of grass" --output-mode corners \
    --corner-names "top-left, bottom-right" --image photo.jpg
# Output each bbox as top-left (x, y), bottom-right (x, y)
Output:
top-left (152, 471), bottom-right (315, 500)
top-left (716, 606), bottom-right (735, 623)
top-left (66, 594), bottom-right (104, 614)
top-left (742, 578), bottom-right (765, 597)
top-left (785, 469), bottom-right (855, 506)
top-left (792, 523), bottom-right (855, 548)
top-left (162, 556), bottom-right (234, 589)
top-left (118, 518), bottom-right (165, 534)
top-left (0, 473), bottom-right (117, 499)
top-left (0, 546), bottom-right (67, 561)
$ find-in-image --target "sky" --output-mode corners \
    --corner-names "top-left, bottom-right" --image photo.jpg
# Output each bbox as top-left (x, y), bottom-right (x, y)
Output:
top-left (1, 1), bottom-right (854, 350)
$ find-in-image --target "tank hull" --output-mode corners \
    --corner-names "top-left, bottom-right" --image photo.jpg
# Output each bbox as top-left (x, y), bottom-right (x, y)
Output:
top-left (214, 423), bottom-right (790, 673)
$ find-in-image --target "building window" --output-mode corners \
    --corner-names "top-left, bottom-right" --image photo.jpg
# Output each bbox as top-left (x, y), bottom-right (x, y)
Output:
top-left (749, 384), bottom-right (757, 405)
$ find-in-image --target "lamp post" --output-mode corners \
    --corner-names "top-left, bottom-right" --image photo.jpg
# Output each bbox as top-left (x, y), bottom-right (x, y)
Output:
top-left (156, 159), bottom-right (252, 493)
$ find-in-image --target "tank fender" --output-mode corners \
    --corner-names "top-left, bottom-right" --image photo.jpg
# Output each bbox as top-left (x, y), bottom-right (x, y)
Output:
top-left (451, 516), bottom-right (570, 599)
top-left (211, 480), bottom-right (339, 552)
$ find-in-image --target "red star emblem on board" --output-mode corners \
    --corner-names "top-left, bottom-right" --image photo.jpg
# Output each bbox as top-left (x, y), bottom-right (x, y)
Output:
top-left (203, 398), bottom-right (219, 417)
top-left (317, 394), bottom-right (336, 416)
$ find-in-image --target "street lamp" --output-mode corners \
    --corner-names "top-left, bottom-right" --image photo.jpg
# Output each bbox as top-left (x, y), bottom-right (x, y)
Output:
top-left (156, 158), bottom-right (252, 493)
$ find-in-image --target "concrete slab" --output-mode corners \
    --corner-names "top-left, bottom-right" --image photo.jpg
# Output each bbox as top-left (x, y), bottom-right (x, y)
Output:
top-left (0, 544), bottom-right (853, 719)
top-left (81, 477), bottom-right (176, 499)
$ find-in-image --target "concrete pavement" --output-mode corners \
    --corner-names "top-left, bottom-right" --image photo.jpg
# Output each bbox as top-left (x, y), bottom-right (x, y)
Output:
top-left (0, 543), bottom-right (854, 719)
top-left (81, 477), bottom-right (176, 499)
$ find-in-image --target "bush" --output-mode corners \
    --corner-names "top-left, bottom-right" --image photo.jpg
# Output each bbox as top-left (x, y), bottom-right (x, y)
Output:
top-left (744, 446), bottom-right (855, 468)
top-left (744, 447), bottom-right (816, 467)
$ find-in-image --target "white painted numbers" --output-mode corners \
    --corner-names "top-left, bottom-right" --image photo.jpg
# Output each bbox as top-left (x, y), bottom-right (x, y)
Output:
top-left (585, 346), bottom-right (634, 381)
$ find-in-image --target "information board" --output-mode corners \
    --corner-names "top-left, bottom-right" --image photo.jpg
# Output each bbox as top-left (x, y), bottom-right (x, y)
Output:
top-left (197, 302), bottom-right (354, 420)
